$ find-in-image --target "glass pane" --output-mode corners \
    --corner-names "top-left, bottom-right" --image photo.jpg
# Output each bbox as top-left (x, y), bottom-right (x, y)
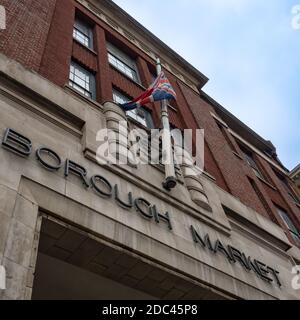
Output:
top-left (74, 19), bottom-right (89, 36)
top-left (112, 89), bottom-right (152, 127)
top-left (277, 207), bottom-right (299, 235)
top-left (127, 110), bottom-right (137, 121)
top-left (108, 53), bottom-right (137, 81)
top-left (73, 76), bottom-right (86, 88)
top-left (253, 168), bottom-right (264, 180)
top-left (290, 231), bottom-right (300, 247)
top-left (242, 150), bottom-right (265, 180)
top-left (73, 28), bottom-right (90, 48)
top-left (112, 89), bottom-right (130, 105)
top-left (69, 62), bottom-right (94, 99)
top-left (136, 115), bottom-right (147, 126)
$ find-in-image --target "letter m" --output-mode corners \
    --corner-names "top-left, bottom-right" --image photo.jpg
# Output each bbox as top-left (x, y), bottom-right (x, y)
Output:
top-left (190, 225), bottom-right (213, 250)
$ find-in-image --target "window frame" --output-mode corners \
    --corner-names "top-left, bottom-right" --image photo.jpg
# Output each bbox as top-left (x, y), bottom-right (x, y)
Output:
top-left (69, 61), bottom-right (96, 100)
top-left (216, 121), bottom-right (239, 154)
top-left (239, 144), bottom-right (266, 181)
top-left (248, 177), bottom-right (278, 224)
top-left (273, 169), bottom-right (300, 205)
top-left (275, 205), bottom-right (300, 247)
top-left (107, 42), bottom-right (140, 83)
top-left (73, 17), bottom-right (94, 49)
top-left (112, 89), bottom-right (153, 128)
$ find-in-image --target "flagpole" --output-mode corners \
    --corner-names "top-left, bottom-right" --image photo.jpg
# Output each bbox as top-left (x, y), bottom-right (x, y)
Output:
top-left (156, 58), bottom-right (177, 190)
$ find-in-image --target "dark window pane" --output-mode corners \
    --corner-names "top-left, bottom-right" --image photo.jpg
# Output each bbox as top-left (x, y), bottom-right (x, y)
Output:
top-left (276, 205), bottom-right (300, 247)
top-left (112, 89), bottom-right (153, 128)
top-left (73, 18), bottom-right (93, 49)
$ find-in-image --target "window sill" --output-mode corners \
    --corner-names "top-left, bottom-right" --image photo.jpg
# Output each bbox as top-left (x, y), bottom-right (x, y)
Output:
top-left (127, 116), bottom-right (151, 131)
top-left (286, 231), bottom-right (300, 250)
top-left (64, 85), bottom-right (103, 110)
top-left (73, 38), bottom-right (98, 56)
top-left (294, 202), bottom-right (300, 209)
top-left (168, 104), bottom-right (178, 112)
top-left (232, 151), bottom-right (244, 160)
top-left (202, 170), bottom-right (216, 183)
top-left (257, 176), bottom-right (277, 191)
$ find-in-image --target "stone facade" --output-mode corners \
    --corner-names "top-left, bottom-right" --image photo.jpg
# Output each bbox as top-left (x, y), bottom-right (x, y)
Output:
top-left (0, 54), bottom-right (299, 300)
top-left (0, 0), bottom-right (300, 300)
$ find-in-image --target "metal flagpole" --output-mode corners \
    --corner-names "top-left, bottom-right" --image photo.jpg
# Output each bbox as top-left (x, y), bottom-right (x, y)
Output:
top-left (156, 58), bottom-right (177, 190)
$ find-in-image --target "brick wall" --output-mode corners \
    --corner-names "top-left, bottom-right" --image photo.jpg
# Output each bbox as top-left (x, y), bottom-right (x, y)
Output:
top-left (72, 41), bottom-right (98, 72)
top-left (0, 0), bottom-right (56, 71)
top-left (39, 0), bottom-right (75, 87)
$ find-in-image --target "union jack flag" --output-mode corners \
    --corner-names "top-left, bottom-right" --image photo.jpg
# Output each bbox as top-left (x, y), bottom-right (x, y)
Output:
top-left (119, 71), bottom-right (176, 111)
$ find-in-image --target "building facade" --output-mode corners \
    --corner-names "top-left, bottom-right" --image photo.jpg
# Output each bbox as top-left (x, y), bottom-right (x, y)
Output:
top-left (290, 165), bottom-right (300, 198)
top-left (0, 0), bottom-right (300, 300)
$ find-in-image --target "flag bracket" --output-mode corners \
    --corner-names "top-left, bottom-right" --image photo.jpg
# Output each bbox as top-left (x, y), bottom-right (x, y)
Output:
top-left (162, 176), bottom-right (177, 191)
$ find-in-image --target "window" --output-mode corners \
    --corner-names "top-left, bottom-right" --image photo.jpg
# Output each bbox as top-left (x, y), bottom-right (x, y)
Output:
top-left (69, 61), bottom-right (96, 100)
top-left (112, 89), bottom-right (153, 128)
top-left (248, 178), bottom-right (278, 225)
top-left (240, 145), bottom-right (265, 180)
top-left (107, 42), bottom-right (140, 83)
top-left (112, 89), bottom-right (129, 105)
top-left (216, 121), bottom-right (238, 153)
top-left (73, 17), bottom-right (93, 49)
top-left (273, 169), bottom-right (300, 205)
top-left (149, 70), bottom-right (157, 83)
top-left (275, 205), bottom-right (300, 247)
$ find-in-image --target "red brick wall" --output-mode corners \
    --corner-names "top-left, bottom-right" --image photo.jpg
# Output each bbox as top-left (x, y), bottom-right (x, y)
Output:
top-left (39, 0), bottom-right (75, 87)
top-left (258, 156), bottom-right (300, 224)
top-left (0, 0), bottom-right (56, 71)
top-left (204, 141), bottom-right (230, 192)
top-left (110, 67), bottom-right (143, 101)
top-left (94, 24), bottom-right (112, 102)
top-left (72, 41), bottom-right (98, 72)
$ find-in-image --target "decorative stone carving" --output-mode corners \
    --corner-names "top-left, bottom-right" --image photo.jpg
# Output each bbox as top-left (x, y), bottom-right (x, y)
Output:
top-left (103, 101), bottom-right (211, 211)
top-left (174, 142), bottom-right (212, 212)
top-left (102, 101), bottom-right (135, 165)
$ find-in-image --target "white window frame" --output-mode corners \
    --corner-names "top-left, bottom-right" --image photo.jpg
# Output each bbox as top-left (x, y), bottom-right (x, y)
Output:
top-left (107, 42), bottom-right (140, 83)
top-left (69, 61), bottom-right (96, 100)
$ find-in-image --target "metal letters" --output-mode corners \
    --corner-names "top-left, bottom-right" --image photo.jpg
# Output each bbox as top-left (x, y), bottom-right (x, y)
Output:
top-left (0, 128), bottom-right (282, 286)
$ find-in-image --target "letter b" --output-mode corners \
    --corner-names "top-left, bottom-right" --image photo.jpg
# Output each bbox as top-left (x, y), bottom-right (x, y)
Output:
top-left (2, 128), bottom-right (32, 157)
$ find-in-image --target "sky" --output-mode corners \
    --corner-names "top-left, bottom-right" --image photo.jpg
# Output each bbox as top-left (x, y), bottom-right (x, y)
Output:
top-left (113, 0), bottom-right (300, 170)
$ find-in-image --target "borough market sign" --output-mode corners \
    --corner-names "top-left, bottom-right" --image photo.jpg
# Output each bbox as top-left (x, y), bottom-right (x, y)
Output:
top-left (0, 128), bottom-right (282, 287)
